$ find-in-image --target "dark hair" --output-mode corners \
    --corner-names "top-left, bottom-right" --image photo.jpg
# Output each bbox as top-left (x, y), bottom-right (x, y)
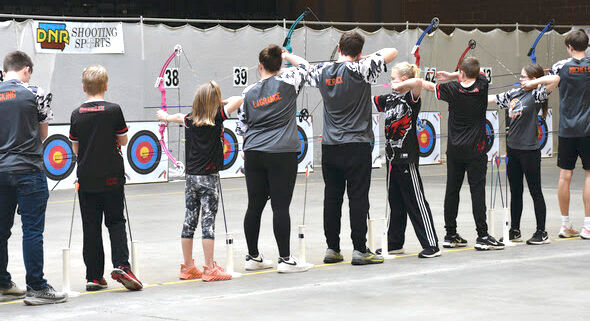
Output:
top-left (458, 57), bottom-right (480, 78)
top-left (259, 44), bottom-right (282, 72)
top-left (338, 31), bottom-right (364, 57)
top-left (564, 29), bottom-right (589, 52)
top-left (524, 64), bottom-right (548, 118)
top-left (3, 51), bottom-right (33, 74)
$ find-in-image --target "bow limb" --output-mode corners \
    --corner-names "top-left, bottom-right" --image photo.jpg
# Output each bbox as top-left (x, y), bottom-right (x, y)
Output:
top-left (282, 10), bottom-right (309, 54)
top-left (527, 19), bottom-right (555, 64)
top-left (455, 39), bottom-right (477, 71)
top-left (411, 17), bottom-right (439, 67)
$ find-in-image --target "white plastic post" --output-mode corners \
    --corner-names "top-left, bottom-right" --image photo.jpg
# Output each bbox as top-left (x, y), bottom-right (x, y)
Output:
top-left (502, 207), bottom-right (515, 246)
top-left (131, 240), bottom-right (139, 277)
top-left (367, 219), bottom-right (376, 252)
top-left (225, 233), bottom-right (242, 278)
top-left (488, 208), bottom-right (496, 237)
top-left (380, 225), bottom-right (396, 260)
top-left (61, 248), bottom-right (79, 297)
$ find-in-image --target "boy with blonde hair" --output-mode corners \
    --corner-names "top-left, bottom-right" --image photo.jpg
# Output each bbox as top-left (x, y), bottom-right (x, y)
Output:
top-left (69, 65), bottom-right (142, 291)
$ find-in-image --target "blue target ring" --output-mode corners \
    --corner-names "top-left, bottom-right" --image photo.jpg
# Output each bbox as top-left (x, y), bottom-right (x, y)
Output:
top-left (537, 116), bottom-right (548, 150)
top-left (297, 126), bottom-right (308, 163)
top-left (223, 129), bottom-right (238, 170)
top-left (43, 134), bottom-right (75, 181)
top-left (127, 130), bottom-right (161, 174)
top-left (485, 119), bottom-right (495, 153)
top-left (417, 119), bottom-right (436, 157)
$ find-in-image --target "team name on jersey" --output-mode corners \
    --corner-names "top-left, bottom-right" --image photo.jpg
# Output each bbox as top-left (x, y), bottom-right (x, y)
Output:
top-left (325, 76), bottom-right (343, 86)
top-left (79, 105), bottom-right (105, 113)
top-left (0, 90), bottom-right (16, 102)
top-left (252, 92), bottom-right (281, 108)
top-left (569, 66), bottom-right (590, 73)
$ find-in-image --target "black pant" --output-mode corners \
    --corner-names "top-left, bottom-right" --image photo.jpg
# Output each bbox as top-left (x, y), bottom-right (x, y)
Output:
top-left (322, 143), bottom-right (371, 252)
top-left (507, 147), bottom-right (546, 231)
top-left (387, 162), bottom-right (439, 249)
top-left (78, 186), bottom-right (130, 281)
top-left (243, 151), bottom-right (297, 258)
top-left (444, 153), bottom-right (488, 237)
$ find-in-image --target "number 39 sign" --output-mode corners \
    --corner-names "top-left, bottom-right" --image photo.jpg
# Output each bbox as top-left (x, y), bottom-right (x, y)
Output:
top-left (233, 67), bottom-right (248, 87)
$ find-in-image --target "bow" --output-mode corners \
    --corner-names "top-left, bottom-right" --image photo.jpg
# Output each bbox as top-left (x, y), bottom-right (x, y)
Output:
top-left (155, 44), bottom-right (185, 174)
top-left (411, 17), bottom-right (439, 68)
top-left (527, 19), bottom-right (555, 64)
top-left (455, 39), bottom-right (477, 71)
top-left (283, 9), bottom-right (309, 67)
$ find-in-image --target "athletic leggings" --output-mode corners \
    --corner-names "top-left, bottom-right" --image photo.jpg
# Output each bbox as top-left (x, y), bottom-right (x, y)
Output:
top-left (243, 151), bottom-right (297, 258)
top-left (507, 147), bottom-right (546, 231)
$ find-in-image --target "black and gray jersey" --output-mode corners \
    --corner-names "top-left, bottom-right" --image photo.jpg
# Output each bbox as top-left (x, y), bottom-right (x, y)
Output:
top-left (550, 57), bottom-right (590, 137)
top-left (237, 64), bottom-right (308, 153)
top-left (307, 54), bottom-right (387, 145)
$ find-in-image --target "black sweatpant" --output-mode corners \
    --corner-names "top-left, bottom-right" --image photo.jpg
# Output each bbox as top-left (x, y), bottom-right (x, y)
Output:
top-left (444, 153), bottom-right (488, 237)
top-left (507, 147), bottom-right (546, 231)
top-left (78, 186), bottom-right (130, 281)
top-left (322, 143), bottom-right (371, 253)
top-left (243, 151), bottom-right (297, 258)
top-left (387, 162), bottom-right (439, 250)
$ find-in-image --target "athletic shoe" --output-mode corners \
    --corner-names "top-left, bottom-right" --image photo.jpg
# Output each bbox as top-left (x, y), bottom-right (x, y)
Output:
top-left (526, 230), bottom-right (551, 245)
top-left (323, 248), bottom-right (344, 263)
top-left (559, 225), bottom-right (579, 238)
top-left (202, 262), bottom-right (232, 281)
top-left (277, 256), bottom-right (310, 273)
top-left (418, 247), bottom-right (442, 258)
top-left (351, 249), bottom-right (384, 265)
top-left (179, 260), bottom-right (202, 280)
top-left (244, 254), bottom-right (273, 271)
top-left (111, 266), bottom-right (143, 291)
top-left (375, 247), bottom-right (405, 255)
top-left (23, 284), bottom-right (68, 306)
top-left (0, 281), bottom-right (26, 302)
top-left (474, 235), bottom-right (505, 251)
top-left (442, 234), bottom-right (468, 248)
top-left (85, 277), bottom-right (108, 291)
top-left (580, 227), bottom-right (590, 240)
top-left (500, 228), bottom-right (523, 243)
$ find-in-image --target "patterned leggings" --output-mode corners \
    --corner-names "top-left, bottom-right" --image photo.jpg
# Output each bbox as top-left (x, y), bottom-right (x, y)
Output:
top-left (181, 174), bottom-right (219, 239)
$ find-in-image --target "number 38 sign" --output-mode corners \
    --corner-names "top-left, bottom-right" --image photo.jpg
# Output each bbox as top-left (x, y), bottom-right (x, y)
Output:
top-left (233, 67), bottom-right (248, 87)
top-left (163, 67), bottom-right (179, 88)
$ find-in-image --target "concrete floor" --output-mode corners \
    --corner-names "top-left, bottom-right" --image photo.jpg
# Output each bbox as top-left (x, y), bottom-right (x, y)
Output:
top-left (1, 158), bottom-right (589, 320)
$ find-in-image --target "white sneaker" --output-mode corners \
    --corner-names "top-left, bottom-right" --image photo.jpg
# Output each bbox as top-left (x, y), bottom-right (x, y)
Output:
top-left (580, 226), bottom-right (590, 239)
top-left (277, 256), bottom-right (310, 273)
top-left (244, 254), bottom-right (273, 271)
top-left (558, 225), bottom-right (579, 238)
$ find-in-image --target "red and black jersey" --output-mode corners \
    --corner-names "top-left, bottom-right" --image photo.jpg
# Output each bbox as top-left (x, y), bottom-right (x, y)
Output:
top-left (435, 73), bottom-right (489, 159)
top-left (373, 91), bottom-right (420, 164)
top-left (69, 100), bottom-right (128, 191)
top-left (184, 107), bottom-right (228, 175)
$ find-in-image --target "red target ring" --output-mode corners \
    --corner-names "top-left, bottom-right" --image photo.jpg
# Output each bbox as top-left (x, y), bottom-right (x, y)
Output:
top-left (48, 146), bottom-right (68, 169)
top-left (135, 141), bottom-right (154, 164)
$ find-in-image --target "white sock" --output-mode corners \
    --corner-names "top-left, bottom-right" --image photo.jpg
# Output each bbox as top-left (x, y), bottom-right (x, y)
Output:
top-left (561, 215), bottom-right (570, 226)
top-left (585, 217), bottom-right (590, 228)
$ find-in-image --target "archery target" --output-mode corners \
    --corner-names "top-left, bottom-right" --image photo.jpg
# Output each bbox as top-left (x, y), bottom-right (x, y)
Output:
top-left (296, 117), bottom-right (314, 173)
top-left (127, 130), bottom-right (161, 175)
top-left (539, 108), bottom-right (553, 158)
top-left (296, 126), bottom-right (308, 163)
top-left (486, 111), bottom-right (500, 161)
top-left (417, 112), bottom-right (442, 165)
top-left (371, 114), bottom-right (382, 168)
top-left (43, 134), bottom-right (76, 181)
top-left (222, 129), bottom-right (239, 170)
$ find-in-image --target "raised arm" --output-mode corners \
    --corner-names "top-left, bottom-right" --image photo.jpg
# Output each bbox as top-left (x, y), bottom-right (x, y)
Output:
top-left (156, 110), bottom-right (184, 124)
top-left (421, 79), bottom-right (435, 92)
top-left (282, 52), bottom-right (310, 69)
top-left (223, 96), bottom-right (244, 116)
top-left (521, 74), bottom-right (560, 93)
top-left (367, 48), bottom-right (398, 64)
top-left (391, 78), bottom-right (423, 98)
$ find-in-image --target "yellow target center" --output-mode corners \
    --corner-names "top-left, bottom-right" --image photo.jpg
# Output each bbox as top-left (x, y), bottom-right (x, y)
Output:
top-left (420, 133), bottom-right (428, 144)
top-left (224, 144), bottom-right (229, 153)
top-left (52, 151), bottom-right (63, 163)
top-left (140, 146), bottom-right (150, 159)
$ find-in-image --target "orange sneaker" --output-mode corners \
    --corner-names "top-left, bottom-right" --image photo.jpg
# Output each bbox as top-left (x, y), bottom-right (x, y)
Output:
top-left (202, 262), bottom-right (232, 282)
top-left (179, 260), bottom-right (202, 280)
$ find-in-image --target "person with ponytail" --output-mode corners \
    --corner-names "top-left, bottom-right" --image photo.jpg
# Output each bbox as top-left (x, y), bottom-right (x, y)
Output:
top-left (236, 44), bottom-right (311, 273)
top-left (372, 62), bottom-right (441, 258)
top-left (157, 81), bottom-right (243, 281)
top-left (488, 64), bottom-right (558, 245)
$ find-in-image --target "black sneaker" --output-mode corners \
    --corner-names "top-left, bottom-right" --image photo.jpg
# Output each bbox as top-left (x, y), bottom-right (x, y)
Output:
top-left (442, 234), bottom-right (468, 248)
top-left (418, 247), bottom-right (441, 258)
top-left (500, 228), bottom-right (522, 242)
top-left (526, 230), bottom-right (551, 245)
top-left (23, 284), bottom-right (68, 306)
top-left (0, 281), bottom-right (26, 302)
top-left (474, 235), bottom-right (505, 251)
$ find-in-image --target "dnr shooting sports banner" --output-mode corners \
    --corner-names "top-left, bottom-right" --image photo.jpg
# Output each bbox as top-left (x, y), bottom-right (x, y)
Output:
top-left (32, 21), bottom-right (124, 54)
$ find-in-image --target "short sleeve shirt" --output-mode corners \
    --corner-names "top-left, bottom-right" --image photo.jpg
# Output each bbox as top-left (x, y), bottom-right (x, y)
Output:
top-left (550, 57), bottom-right (590, 137)
top-left (307, 54), bottom-right (387, 145)
top-left (0, 79), bottom-right (53, 173)
top-left (69, 101), bottom-right (128, 192)
top-left (184, 107), bottom-right (228, 175)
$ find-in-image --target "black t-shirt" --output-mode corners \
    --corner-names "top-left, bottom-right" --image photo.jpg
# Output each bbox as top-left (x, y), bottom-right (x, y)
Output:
top-left (373, 91), bottom-right (421, 164)
top-left (436, 73), bottom-right (489, 159)
top-left (69, 101), bottom-right (128, 192)
top-left (184, 107), bottom-right (228, 175)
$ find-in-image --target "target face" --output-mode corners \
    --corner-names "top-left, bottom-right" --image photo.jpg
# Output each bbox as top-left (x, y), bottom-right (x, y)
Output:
top-left (297, 126), bottom-right (308, 163)
top-left (127, 130), bottom-right (162, 174)
top-left (485, 119), bottom-right (495, 153)
top-left (417, 119), bottom-right (436, 157)
top-left (43, 134), bottom-right (76, 181)
top-left (537, 116), bottom-right (548, 150)
top-left (222, 129), bottom-right (238, 170)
